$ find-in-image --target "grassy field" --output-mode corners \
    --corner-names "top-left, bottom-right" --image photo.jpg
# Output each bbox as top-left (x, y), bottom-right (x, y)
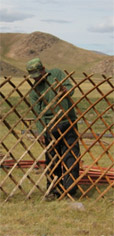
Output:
top-left (0, 197), bottom-right (114, 236)
top-left (0, 76), bottom-right (114, 236)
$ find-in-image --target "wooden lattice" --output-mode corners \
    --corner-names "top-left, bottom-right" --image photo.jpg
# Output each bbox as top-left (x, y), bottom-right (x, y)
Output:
top-left (0, 72), bottom-right (114, 202)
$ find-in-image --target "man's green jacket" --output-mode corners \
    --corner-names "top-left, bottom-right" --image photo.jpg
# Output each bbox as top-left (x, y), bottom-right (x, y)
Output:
top-left (29, 68), bottom-right (76, 135)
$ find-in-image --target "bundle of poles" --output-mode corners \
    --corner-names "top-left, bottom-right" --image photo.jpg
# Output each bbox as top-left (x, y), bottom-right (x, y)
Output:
top-left (1, 159), bottom-right (114, 185)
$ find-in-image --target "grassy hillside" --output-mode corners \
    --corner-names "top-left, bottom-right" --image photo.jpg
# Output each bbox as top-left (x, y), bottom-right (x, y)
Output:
top-left (0, 32), bottom-right (113, 77)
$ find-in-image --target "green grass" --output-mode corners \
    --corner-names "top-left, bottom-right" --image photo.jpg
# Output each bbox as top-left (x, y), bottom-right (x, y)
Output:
top-left (0, 197), bottom-right (114, 236)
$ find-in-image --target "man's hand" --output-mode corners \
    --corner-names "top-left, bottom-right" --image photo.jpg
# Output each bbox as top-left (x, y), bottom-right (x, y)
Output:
top-left (59, 85), bottom-right (67, 95)
top-left (39, 135), bottom-right (45, 146)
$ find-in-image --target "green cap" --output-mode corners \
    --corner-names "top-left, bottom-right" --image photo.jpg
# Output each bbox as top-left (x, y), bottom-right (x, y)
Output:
top-left (26, 58), bottom-right (43, 78)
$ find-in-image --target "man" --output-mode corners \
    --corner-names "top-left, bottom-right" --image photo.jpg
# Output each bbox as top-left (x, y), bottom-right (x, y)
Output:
top-left (26, 57), bottom-right (80, 197)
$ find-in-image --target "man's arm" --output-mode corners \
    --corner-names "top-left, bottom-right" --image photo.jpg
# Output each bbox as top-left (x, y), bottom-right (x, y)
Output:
top-left (57, 69), bottom-right (74, 96)
top-left (29, 90), bottom-right (46, 140)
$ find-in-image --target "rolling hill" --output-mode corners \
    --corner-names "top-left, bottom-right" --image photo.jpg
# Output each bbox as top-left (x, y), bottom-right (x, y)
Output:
top-left (0, 31), bottom-right (113, 77)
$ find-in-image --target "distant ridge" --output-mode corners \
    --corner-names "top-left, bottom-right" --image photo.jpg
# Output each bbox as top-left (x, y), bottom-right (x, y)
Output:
top-left (0, 31), bottom-right (113, 77)
top-left (91, 50), bottom-right (107, 55)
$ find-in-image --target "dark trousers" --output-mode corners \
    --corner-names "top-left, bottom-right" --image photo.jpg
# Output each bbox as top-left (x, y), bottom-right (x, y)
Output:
top-left (45, 122), bottom-right (80, 195)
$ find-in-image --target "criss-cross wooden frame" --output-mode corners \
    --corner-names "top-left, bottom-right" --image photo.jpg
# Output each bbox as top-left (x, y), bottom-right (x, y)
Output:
top-left (0, 71), bottom-right (113, 202)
